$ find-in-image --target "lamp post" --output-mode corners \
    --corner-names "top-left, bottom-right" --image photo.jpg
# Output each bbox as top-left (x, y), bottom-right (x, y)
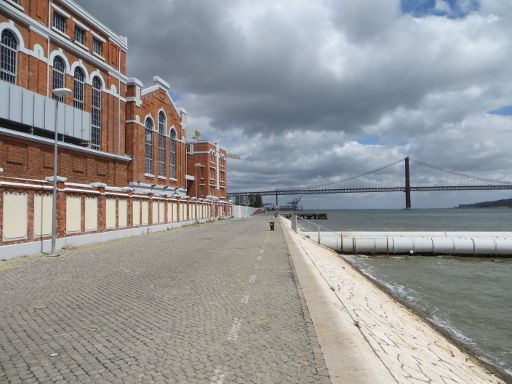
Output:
top-left (49, 88), bottom-right (73, 256)
top-left (194, 163), bottom-right (204, 224)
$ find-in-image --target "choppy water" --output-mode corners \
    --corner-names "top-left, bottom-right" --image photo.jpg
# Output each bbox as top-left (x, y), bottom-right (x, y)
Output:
top-left (314, 209), bottom-right (512, 377)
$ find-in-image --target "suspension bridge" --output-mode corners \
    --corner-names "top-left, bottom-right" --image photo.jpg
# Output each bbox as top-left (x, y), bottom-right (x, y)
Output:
top-left (228, 157), bottom-right (512, 209)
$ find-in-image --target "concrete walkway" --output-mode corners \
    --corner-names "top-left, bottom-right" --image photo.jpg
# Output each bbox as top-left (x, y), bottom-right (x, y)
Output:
top-left (0, 217), bottom-right (330, 384)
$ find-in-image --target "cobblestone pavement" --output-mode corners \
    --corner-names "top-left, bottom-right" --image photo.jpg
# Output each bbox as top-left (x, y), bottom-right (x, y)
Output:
top-left (0, 217), bottom-right (331, 384)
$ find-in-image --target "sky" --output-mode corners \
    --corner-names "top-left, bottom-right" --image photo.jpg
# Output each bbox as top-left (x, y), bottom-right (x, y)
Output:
top-left (76, 0), bottom-right (512, 209)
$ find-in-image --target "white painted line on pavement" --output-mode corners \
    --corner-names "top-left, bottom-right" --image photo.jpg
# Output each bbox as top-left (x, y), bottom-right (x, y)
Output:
top-left (227, 318), bottom-right (242, 341)
top-left (241, 293), bottom-right (250, 304)
top-left (249, 274), bottom-right (257, 283)
top-left (210, 368), bottom-right (226, 384)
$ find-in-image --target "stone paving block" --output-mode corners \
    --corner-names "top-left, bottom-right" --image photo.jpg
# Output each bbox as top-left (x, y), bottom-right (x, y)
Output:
top-left (0, 216), bottom-right (330, 383)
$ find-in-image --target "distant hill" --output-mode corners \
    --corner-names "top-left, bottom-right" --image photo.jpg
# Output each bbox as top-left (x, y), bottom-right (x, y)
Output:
top-left (458, 198), bottom-right (512, 208)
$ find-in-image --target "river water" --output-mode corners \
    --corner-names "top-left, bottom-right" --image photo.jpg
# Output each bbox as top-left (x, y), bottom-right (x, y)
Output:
top-left (311, 209), bottom-right (512, 377)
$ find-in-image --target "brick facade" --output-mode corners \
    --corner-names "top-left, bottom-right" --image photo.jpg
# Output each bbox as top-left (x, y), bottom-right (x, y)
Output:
top-left (125, 77), bottom-right (188, 191)
top-left (0, 0), bottom-right (229, 197)
top-left (187, 141), bottom-right (228, 200)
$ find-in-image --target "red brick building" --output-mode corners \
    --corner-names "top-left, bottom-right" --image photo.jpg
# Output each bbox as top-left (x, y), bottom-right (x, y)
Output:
top-left (187, 141), bottom-right (228, 200)
top-left (125, 76), bottom-right (188, 195)
top-left (0, 0), bottom-right (233, 253)
top-left (0, 0), bottom-right (209, 197)
top-left (0, 0), bottom-right (130, 184)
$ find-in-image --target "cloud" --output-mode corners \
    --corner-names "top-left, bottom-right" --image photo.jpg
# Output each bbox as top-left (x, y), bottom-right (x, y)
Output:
top-left (76, 0), bottom-right (512, 207)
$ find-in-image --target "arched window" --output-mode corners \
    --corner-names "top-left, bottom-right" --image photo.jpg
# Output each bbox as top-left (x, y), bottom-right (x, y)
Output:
top-left (0, 30), bottom-right (17, 84)
top-left (52, 57), bottom-right (65, 101)
top-left (158, 111), bottom-right (166, 177)
top-left (73, 68), bottom-right (85, 110)
top-left (145, 118), bottom-right (154, 174)
top-left (91, 77), bottom-right (102, 150)
top-left (170, 129), bottom-right (177, 179)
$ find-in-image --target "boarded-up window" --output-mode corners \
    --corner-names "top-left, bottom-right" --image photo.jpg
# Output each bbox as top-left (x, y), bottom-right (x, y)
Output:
top-left (85, 197), bottom-right (98, 232)
top-left (179, 203), bottom-right (185, 221)
top-left (132, 200), bottom-right (141, 226)
top-left (172, 202), bottom-right (178, 222)
top-left (167, 202), bottom-right (172, 223)
top-left (3, 192), bottom-right (28, 241)
top-left (141, 201), bottom-right (149, 225)
top-left (158, 202), bottom-right (165, 224)
top-left (66, 196), bottom-right (81, 234)
top-left (152, 201), bottom-right (159, 224)
top-left (118, 200), bottom-right (128, 228)
top-left (34, 194), bottom-right (52, 237)
top-left (106, 199), bottom-right (117, 229)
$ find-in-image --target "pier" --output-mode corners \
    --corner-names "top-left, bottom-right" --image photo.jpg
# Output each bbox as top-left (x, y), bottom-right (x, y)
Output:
top-left (281, 212), bottom-right (328, 220)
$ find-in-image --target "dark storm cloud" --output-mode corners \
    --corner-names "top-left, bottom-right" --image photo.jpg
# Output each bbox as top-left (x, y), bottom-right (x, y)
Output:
top-left (76, 0), bottom-right (512, 206)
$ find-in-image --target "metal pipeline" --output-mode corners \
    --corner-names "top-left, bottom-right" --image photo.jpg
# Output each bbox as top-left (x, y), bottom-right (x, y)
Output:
top-left (301, 231), bottom-right (512, 256)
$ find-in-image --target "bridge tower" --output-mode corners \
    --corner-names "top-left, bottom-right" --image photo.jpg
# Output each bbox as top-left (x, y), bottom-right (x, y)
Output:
top-left (405, 157), bottom-right (411, 209)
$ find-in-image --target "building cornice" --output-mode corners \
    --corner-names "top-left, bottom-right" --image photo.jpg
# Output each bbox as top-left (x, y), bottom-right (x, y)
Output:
top-left (59, 0), bottom-right (128, 51)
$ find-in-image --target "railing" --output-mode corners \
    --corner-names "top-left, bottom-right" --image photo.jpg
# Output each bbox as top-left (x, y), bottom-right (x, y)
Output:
top-left (295, 216), bottom-right (341, 245)
top-left (0, 80), bottom-right (91, 141)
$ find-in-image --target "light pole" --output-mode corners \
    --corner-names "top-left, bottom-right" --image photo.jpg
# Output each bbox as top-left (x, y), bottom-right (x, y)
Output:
top-left (194, 163), bottom-right (204, 224)
top-left (50, 88), bottom-right (73, 256)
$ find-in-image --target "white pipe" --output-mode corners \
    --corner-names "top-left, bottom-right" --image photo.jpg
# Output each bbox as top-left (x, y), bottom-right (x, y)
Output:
top-left (301, 231), bottom-right (512, 256)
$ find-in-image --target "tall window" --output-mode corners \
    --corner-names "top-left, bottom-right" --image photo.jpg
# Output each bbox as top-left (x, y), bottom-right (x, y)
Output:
top-left (93, 38), bottom-right (103, 56)
top-left (54, 12), bottom-right (67, 34)
top-left (74, 26), bottom-right (86, 45)
top-left (170, 129), bottom-right (176, 179)
top-left (91, 77), bottom-right (102, 150)
top-left (145, 118), bottom-right (154, 174)
top-left (0, 30), bottom-right (17, 84)
top-left (158, 111), bottom-right (166, 177)
top-left (52, 57), bottom-right (65, 101)
top-left (73, 68), bottom-right (85, 110)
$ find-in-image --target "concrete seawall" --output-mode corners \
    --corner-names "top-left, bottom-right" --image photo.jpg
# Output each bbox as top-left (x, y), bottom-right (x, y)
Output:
top-left (281, 217), bottom-right (508, 383)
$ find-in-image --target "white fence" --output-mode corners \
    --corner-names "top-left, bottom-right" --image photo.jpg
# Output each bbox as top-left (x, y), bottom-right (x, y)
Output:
top-left (232, 205), bottom-right (257, 218)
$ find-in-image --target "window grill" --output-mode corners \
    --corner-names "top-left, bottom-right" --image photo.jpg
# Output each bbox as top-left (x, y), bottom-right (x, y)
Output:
top-left (74, 26), bottom-right (86, 45)
top-left (91, 77), bottom-right (102, 150)
top-left (54, 12), bottom-right (67, 34)
top-left (145, 118), bottom-right (154, 174)
top-left (170, 129), bottom-right (177, 178)
top-left (0, 30), bottom-right (17, 84)
top-left (52, 57), bottom-right (65, 101)
top-left (158, 111), bottom-right (166, 177)
top-left (73, 68), bottom-right (85, 110)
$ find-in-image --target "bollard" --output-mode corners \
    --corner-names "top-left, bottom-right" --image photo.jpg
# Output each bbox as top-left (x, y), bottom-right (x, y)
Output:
top-left (291, 215), bottom-right (298, 233)
top-left (270, 221), bottom-right (275, 231)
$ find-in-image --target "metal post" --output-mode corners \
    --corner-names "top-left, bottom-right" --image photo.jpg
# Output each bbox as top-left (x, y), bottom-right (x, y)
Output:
top-left (405, 157), bottom-right (411, 209)
top-left (50, 99), bottom-right (59, 256)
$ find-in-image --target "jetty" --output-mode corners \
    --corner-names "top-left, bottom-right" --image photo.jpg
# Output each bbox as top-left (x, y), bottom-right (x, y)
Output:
top-left (281, 212), bottom-right (328, 220)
